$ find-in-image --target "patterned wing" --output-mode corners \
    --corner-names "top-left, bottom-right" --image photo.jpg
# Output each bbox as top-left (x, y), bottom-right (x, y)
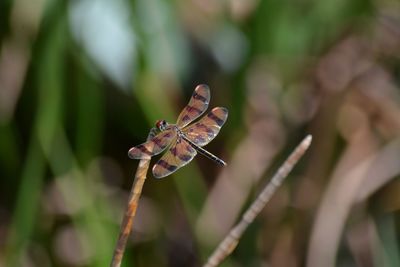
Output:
top-left (152, 137), bottom-right (197, 178)
top-left (182, 107), bottom-right (228, 147)
top-left (176, 84), bottom-right (210, 128)
top-left (128, 129), bottom-right (176, 159)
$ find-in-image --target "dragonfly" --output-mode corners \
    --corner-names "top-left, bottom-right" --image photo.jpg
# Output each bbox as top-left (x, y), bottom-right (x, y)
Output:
top-left (128, 84), bottom-right (228, 178)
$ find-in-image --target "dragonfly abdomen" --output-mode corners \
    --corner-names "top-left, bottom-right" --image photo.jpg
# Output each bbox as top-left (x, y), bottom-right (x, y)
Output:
top-left (181, 134), bottom-right (226, 166)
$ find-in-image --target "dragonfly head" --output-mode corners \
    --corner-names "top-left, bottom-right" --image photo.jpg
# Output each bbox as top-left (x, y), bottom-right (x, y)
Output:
top-left (155, 120), bottom-right (168, 131)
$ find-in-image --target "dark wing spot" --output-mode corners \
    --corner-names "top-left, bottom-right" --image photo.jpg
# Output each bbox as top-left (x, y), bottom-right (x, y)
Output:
top-left (138, 145), bottom-right (152, 155)
top-left (128, 145), bottom-right (152, 159)
top-left (186, 105), bottom-right (202, 114)
top-left (158, 160), bottom-right (177, 172)
top-left (171, 146), bottom-right (178, 156)
top-left (182, 115), bottom-right (191, 123)
top-left (152, 137), bottom-right (163, 148)
top-left (185, 142), bottom-right (196, 153)
top-left (197, 123), bottom-right (215, 135)
top-left (179, 154), bottom-right (192, 162)
top-left (195, 136), bottom-right (206, 144)
top-left (208, 112), bottom-right (224, 126)
top-left (193, 92), bottom-right (208, 103)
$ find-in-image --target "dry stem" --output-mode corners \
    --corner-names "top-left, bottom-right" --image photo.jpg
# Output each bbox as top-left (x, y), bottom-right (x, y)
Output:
top-left (203, 135), bottom-right (312, 267)
top-left (110, 129), bottom-right (156, 267)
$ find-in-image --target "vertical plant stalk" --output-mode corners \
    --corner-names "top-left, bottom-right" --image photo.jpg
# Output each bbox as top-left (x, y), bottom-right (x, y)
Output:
top-left (110, 129), bottom-right (157, 267)
top-left (203, 135), bottom-right (312, 267)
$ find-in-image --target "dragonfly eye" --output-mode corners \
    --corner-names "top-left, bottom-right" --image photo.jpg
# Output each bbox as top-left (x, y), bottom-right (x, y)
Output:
top-left (156, 120), bottom-right (167, 131)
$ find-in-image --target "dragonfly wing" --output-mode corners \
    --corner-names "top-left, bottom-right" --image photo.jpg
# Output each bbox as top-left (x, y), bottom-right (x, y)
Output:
top-left (176, 84), bottom-right (210, 128)
top-left (182, 107), bottom-right (228, 147)
top-left (128, 129), bottom-right (176, 159)
top-left (153, 137), bottom-right (197, 178)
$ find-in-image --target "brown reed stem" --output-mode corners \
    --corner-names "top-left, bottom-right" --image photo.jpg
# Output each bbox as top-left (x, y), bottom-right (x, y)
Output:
top-left (110, 129), bottom-right (156, 267)
top-left (203, 135), bottom-right (312, 267)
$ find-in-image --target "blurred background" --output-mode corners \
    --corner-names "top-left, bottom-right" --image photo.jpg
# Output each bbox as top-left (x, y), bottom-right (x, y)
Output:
top-left (1, 0), bottom-right (400, 266)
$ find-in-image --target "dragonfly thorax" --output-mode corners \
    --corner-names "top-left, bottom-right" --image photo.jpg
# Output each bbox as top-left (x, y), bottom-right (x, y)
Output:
top-left (155, 120), bottom-right (169, 131)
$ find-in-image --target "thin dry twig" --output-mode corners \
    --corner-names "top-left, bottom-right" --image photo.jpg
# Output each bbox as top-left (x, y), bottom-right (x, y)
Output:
top-left (110, 129), bottom-right (156, 267)
top-left (203, 135), bottom-right (312, 267)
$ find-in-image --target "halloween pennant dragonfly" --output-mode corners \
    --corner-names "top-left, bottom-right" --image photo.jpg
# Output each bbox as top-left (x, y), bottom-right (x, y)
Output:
top-left (128, 84), bottom-right (228, 178)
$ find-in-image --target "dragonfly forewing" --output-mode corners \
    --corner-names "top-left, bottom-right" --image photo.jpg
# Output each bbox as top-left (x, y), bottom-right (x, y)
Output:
top-left (176, 84), bottom-right (210, 128)
top-left (128, 129), bottom-right (176, 159)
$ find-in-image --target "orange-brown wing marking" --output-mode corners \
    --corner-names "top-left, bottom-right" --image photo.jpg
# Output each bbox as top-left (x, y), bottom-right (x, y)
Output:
top-left (176, 84), bottom-right (210, 128)
top-left (182, 107), bottom-right (228, 147)
top-left (128, 129), bottom-right (176, 159)
top-left (152, 137), bottom-right (197, 178)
